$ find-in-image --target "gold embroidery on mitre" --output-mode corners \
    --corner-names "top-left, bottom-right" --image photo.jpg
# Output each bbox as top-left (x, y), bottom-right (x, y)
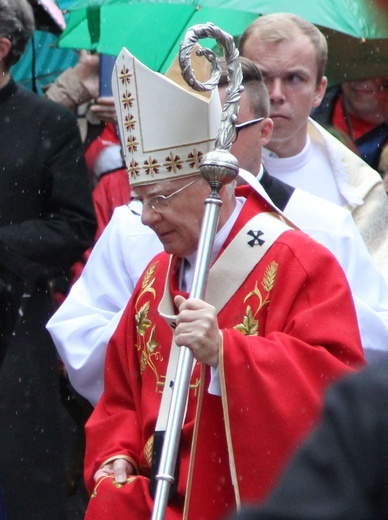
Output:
top-left (233, 261), bottom-right (278, 336)
top-left (126, 135), bottom-right (139, 153)
top-left (187, 148), bottom-right (203, 169)
top-left (164, 151), bottom-right (184, 173)
top-left (135, 263), bottom-right (164, 390)
top-left (144, 156), bottom-right (161, 176)
top-left (119, 65), bottom-right (131, 86)
top-left (125, 114), bottom-right (137, 132)
top-left (114, 49), bottom-right (221, 188)
top-left (121, 90), bottom-right (135, 109)
top-left (128, 158), bottom-right (140, 179)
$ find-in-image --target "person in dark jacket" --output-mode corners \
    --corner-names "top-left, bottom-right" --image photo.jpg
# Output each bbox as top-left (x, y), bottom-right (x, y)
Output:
top-left (0, 1), bottom-right (96, 519)
top-left (230, 359), bottom-right (388, 520)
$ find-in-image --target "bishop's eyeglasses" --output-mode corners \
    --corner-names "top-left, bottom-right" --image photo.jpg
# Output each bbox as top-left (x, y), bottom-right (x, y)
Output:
top-left (128, 179), bottom-right (197, 215)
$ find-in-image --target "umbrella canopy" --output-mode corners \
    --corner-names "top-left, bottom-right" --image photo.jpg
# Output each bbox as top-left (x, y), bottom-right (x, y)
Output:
top-left (58, 0), bottom-right (388, 86)
top-left (11, 32), bottom-right (79, 92)
top-left (58, 0), bottom-right (259, 72)
top-left (12, 0), bottom-right (79, 92)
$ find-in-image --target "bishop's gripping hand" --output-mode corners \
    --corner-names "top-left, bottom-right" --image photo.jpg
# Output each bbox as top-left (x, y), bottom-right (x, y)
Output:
top-left (173, 295), bottom-right (222, 368)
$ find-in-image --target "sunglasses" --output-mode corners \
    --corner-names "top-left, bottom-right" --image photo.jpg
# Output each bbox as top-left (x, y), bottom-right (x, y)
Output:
top-left (233, 117), bottom-right (265, 142)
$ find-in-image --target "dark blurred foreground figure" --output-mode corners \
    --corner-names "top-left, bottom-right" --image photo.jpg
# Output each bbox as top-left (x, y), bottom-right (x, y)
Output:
top-left (0, 0), bottom-right (96, 518)
top-left (231, 359), bottom-right (388, 520)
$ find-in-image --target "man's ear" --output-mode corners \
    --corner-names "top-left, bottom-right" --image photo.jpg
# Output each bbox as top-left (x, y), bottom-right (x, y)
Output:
top-left (258, 117), bottom-right (274, 147)
top-left (312, 76), bottom-right (328, 108)
top-left (0, 38), bottom-right (11, 61)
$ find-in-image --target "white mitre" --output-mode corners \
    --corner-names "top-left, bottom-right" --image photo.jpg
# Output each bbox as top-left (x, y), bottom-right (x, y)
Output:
top-left (112, 47), bottom-right (222, 187)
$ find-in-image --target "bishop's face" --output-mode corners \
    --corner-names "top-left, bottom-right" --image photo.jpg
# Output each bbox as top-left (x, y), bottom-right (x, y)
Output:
top-left (133, 175), bottom-right (210, 258)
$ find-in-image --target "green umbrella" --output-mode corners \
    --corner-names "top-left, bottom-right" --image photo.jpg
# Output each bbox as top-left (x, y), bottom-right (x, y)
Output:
top-left (58, 0), bottom-right (258, 73)
top-left (11, 31), bottom-right (78, 92)
top-left (12, 0), bottom-right (79, 92)
top-left (58, 0), bottom-right (388, 85)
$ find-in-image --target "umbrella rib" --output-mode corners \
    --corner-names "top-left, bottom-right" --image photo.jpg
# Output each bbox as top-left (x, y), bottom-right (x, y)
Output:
top-left (87, 6), bottom-right (100, 47)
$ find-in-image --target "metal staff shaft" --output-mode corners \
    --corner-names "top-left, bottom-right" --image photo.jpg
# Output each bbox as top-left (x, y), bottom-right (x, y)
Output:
top-left (152, 22), bottom-right (242, 520)
top-left (152, 192), bottom-right (222, 520)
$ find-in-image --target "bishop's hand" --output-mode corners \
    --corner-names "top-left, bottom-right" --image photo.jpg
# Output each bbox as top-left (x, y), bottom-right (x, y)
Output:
top-left (173, 295), bottom-right (221, 368)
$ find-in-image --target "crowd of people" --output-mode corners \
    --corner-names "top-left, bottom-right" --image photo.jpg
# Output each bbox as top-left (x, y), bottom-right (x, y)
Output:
top-left (1, 0), bottom-right (388, 519)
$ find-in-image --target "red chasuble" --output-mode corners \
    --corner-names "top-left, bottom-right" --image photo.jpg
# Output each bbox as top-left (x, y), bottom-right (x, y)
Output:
top-left (84, 189), bottom-right (365, 520)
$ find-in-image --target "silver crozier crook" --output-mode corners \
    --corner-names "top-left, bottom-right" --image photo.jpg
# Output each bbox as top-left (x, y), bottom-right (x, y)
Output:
top-left (151, 22), bottom-right (243, 520)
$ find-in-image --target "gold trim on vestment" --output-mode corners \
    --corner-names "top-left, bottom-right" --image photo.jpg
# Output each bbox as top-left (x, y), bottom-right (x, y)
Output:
top-left (219, 331), bottom-right (241, 510)
top-left (182, 362), bottom-right (207, 519)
